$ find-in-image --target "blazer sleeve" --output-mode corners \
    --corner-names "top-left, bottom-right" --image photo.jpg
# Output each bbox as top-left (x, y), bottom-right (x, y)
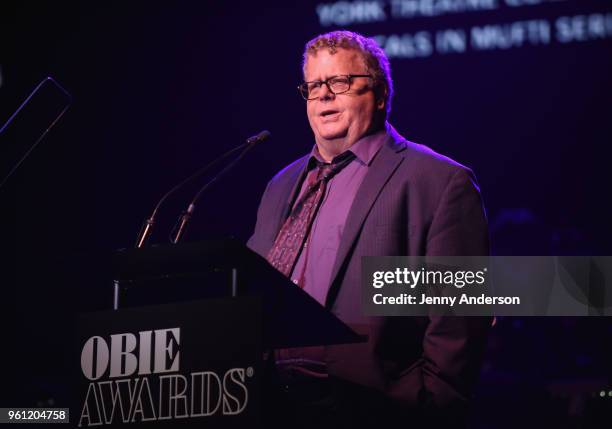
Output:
top-left (420, 167), bottom-right (491, 421)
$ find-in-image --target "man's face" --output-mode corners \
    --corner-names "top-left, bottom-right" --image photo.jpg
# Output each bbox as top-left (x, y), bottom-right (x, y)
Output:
top-left (304, 48), bottom-right (380, 146)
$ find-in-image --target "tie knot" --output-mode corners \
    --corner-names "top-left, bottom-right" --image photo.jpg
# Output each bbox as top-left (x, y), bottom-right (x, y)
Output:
top-left (315, 151), bottom-right (355, 181)
top-left (318, 163), bottom-right (334, 180)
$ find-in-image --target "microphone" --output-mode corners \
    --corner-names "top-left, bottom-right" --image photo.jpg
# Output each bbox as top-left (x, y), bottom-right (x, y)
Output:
top-left (246, 129), bottom-right (271, 145)
top-left (135, 130), bottom-right (270, 248)
top-left (170, 130), bottom-right (270, 244)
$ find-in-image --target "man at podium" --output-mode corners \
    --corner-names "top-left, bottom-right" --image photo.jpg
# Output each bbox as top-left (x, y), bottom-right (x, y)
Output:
top-left (248, 30), bottom-right (490, 428)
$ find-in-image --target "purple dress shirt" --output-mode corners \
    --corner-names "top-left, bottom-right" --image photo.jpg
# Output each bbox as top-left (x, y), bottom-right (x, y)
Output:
top-left (276, 125), bottom-right (389, 374)
top-left (291, 128), bottom-right (388, 303)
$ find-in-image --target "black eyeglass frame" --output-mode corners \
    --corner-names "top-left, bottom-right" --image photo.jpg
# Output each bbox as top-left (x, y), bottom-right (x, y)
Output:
top-left (297, 74), bottom-right (374, 100)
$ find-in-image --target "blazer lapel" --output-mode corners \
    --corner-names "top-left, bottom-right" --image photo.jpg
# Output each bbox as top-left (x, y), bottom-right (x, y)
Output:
top-left (267, 156), bottom-right (310, 251)
top-left (325, 134), bottom-right (406, 308)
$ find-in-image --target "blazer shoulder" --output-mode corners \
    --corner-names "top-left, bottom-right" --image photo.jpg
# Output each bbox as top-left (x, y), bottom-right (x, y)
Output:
top-left (399, 139), bottom-right (472, 176)
top-left (385, 125), bottom-right (471, 177)
top-left (387, 136), bottom-right (480, 198)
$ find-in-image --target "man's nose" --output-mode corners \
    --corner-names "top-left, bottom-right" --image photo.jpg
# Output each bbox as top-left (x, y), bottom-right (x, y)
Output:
top-left (318, 82), bottom-right (335, 100)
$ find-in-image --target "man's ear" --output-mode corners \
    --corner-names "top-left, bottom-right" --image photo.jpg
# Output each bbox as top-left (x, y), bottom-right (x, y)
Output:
top-left (376, 89), bottom-right (386, 111)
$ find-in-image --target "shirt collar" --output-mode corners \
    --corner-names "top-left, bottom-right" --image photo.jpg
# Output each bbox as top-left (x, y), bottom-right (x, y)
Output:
top-left (307, 122), bottom-right (390, 170)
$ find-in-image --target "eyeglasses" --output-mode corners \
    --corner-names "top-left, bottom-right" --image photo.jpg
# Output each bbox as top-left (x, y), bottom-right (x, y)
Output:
top-left (297, 74), bottom-right (373, 100)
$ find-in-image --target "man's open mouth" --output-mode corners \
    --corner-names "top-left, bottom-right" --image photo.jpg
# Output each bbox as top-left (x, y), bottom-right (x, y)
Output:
top-left (320, 110), bottom-right (340, 117)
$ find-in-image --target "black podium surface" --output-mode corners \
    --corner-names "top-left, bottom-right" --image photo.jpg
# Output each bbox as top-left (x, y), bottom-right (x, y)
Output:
top-left (111, 239), bottom-right (363, 350)
top-left (75, 240), bottom-right (364, 428)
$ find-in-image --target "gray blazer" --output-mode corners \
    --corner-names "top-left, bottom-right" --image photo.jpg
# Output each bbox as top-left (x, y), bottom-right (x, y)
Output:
top-left (248, 125), bottom-right (491, 418)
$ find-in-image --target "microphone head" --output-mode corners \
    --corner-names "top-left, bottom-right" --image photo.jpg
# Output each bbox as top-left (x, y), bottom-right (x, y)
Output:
top-left (247, 130), bottom-right (271, 145)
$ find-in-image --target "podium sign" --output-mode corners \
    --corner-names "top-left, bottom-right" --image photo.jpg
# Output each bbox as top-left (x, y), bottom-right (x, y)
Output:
top-left (76, 297), bottom-right (261, 428)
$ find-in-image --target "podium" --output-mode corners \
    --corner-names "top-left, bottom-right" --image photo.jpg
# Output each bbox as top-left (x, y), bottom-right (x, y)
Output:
top-left (75, 240), bottom-right (362, 428)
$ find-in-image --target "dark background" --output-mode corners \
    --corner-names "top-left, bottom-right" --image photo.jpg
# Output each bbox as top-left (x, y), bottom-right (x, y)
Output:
top-left (1, 1), bottom-right (611, 426)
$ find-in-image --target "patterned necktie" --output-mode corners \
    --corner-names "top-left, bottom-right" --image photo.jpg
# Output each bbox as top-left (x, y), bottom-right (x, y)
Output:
top-left (267, 152), bottom-right (355, 279)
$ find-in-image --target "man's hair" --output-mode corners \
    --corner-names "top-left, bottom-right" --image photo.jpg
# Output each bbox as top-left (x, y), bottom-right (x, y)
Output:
top-left (303, 30), bottom-right (393, 119)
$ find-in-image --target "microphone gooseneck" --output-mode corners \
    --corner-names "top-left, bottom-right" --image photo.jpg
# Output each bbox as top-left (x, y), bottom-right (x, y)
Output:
top-left (135, 130), bottom-right (270, 248)
top-left (169, 130), bottom-right (270, 244)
